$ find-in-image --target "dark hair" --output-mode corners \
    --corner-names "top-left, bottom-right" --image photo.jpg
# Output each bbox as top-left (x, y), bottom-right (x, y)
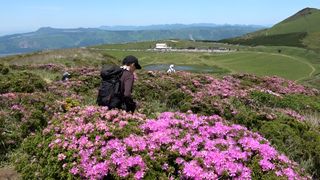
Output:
top-left (122, 55), bottom-right (141, 69)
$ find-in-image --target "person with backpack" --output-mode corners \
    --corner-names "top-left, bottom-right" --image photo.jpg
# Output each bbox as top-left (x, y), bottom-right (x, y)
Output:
top-left (97, 55), bottom-right (141, 113)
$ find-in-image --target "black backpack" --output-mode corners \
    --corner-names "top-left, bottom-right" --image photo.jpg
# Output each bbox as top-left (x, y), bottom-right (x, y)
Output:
top-left (97, 66), bottom-right (124, 107)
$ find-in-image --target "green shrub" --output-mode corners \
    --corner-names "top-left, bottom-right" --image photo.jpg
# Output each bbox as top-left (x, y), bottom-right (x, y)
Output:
top-left (166, 89), bottom-right (192, 111)
top-left (0, 64), bottom-right (10, 75)
top-left (13, 134), bottom-right (63, 179)
top-left (61, 98), bottom-right (80, 112)
top-left (0, 92), bottom-right (59, 162)
top-left (73, 75), bottom-right (100, 94)
top-left (259, 119), bottom-right (320, 178)
top-left (250, 91), bottom-right (320, 112)
top-left (0, 72), bottom-right (47, 93)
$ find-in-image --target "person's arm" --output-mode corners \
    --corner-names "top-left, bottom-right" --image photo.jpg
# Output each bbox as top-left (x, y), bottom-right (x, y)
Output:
top-left (123, 73), bottom-right (136, 112)
top-left (123, 74), bottom-right (133, 97)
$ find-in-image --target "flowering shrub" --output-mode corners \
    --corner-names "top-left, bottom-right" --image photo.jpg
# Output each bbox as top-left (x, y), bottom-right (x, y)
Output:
top-left (0, 91), bottom-right (63, 162)
top-left (9, 63), bottom-right (64, 72)
top-left (1, 66), bottom-right (319, 179)
top-left (48, 68), bottom-right (100, 96)
top-left (186, 75), bottom-right (248, 101)
top-left (135, 72), bottom-right (319, 116)
top-left (15, 106), bottom-right (309, 179)
top-left (133, 71), bottom-right (320, 178)
top-left (280, 109), bottom-right (305, 121)
top-left (262, 76), bottom-right (318, 95)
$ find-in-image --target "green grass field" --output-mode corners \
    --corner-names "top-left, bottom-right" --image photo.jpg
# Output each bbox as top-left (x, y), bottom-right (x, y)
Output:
top-left (92, 48), bottom-right (316, 81)
top-left (2, 40), bottom-right (319, 87)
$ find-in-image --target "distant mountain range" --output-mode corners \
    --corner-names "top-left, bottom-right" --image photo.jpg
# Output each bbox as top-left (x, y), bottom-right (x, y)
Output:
top-left (0, 24), bottom-right (264, 54)
top-left (99, 23), bottom-right (265, 31)
top-left (220, 8), bottom-right (320, 51)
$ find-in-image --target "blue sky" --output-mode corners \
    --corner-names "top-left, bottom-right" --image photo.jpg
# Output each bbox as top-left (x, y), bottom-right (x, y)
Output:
top-left (0, 0), bottom-right (320, 35)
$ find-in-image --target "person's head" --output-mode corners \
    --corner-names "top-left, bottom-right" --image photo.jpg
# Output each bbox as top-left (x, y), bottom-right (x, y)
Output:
top-left (122, 55), bottom-right (142, 72)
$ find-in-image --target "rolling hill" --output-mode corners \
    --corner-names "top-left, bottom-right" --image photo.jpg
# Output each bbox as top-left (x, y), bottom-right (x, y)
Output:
top-left (220, 8), bottom-right (320, 50)
top-left (0, 25), bottom-right (263, 55)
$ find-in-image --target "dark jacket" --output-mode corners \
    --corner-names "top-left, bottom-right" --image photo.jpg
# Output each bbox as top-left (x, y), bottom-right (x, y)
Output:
top-left (119, 70), bottom-right (136, 112)
top-left (97, 67), bottom-right (136, 113)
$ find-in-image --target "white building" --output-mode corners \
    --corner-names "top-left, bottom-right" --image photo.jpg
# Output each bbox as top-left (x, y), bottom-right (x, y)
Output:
top-left (155, 43), bottom-right (170, 50)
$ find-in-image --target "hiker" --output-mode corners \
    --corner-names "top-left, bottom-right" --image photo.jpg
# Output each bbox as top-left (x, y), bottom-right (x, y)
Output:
top-left (167, 64), bottom-right (176, 73)
top-left (62, 72), bottom-right (70, 81)
top-left (97, 55), bottom-right (141, 113)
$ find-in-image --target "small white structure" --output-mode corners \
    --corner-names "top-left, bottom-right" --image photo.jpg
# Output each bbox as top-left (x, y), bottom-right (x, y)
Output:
top-left (155, 43), bottom-right (170, 50)
top-left (167, 64), bottom-right (176, 73)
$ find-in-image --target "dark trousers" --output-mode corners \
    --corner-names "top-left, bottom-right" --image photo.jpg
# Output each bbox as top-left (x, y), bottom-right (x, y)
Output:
top-left (98, 96), bottom-right (136, 113)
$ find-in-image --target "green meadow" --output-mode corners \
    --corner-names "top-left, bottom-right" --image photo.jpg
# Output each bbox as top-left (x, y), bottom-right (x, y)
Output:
top-left (92, 41), bottom-right (319, 82)
top-left (2, 40), bottom-right (319, 87)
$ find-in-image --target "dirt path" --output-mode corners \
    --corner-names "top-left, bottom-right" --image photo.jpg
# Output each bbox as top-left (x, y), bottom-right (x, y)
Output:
top-left (0, 167), bottom-right (20, 180)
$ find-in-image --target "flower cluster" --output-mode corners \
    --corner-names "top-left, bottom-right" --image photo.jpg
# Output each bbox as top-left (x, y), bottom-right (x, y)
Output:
top-left (45, 106), bottom-right (308, 179)
top-left (262, 76), bottom-right (318, 95)
top-left (9, 63), bottom-right (64, 72)
top-left (47, 67), bottom-right (100, 97)
top-left (280, 109), bottom-right (306, 121)
top-left (37, 63), bottom-right (65, 71)
top-left (187, 75), bottom-right (248, 102)
top-left (45, 106), bottom-right (146, 179)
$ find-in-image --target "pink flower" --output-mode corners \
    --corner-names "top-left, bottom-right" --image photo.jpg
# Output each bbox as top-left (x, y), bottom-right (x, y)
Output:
top-left (134, 170), bottom-right (144, 180)
top-left (162, 163), bottom-right (169, 170)
top-left (70, 167), bottom-right (79, 175)
top-left (58, 153), bottom-right (66, 161)
top-left (259, 159), bottom-right (275, 171)
top-left (182, 161), bottom-right (204, 179)
top-left (119, 121), bottom-right (128, 128)
top-left (278, 154), bottom-right (290, 163)
top-left (62, 163), bottom-right (67, 169)
top-left (283, 168), bottom-right (297, 180)
top-left (176, 157), bottom-right (184, 164)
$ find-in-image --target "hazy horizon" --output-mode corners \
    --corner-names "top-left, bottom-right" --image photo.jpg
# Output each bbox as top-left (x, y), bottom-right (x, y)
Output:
top-left (1, 0), bottom-right (319, 36)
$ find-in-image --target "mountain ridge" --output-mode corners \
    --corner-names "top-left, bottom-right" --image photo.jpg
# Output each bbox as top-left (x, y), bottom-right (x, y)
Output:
top-left (0, 25), bottom-right (263, 54)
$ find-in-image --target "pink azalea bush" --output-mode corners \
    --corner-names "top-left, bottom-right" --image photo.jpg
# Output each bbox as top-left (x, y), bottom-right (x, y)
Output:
top-left (40, 106), bottom-right (308, 179)
top-left (261, 76), bottom-right (318, 95)
top-left (9, 63), bottom-right (64, 72)
top-left (280, 109), bottom-right (306, 121)
top-left (147, 72), bottom-right (318, 103)
top-left (184, 75), bottom-right (248, 102)
top-left (2, 67), bottom-right (319, 179)
top-left (48, 68), bottom-right (100, 97)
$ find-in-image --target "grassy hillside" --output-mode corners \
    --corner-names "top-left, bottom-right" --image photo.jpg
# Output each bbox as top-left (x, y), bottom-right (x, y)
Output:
top-left (267, 8), bottom-right (320, 35)
top-left (2, 40), bottom-right (319, 86)
top-left (220, 8), bottom-right (320, 51)
top-left (221, 32), bottom-right (307, 47)
top-left (96, 49), bottom-right (313, 81)
top-left (92, 41), bottom-right (320, 84)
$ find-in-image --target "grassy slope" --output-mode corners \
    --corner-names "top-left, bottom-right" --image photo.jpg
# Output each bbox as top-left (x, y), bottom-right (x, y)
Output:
top-left (91, 41), bottom-right (318, 81)
top-left (95, 49), bottom-right (313, 81)
top-left (221, 8), bottom-right (320, 51)
top-left (1, 40), bottom-right (319, 86)
top-left (266, 8), bottom-right (320, 35)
